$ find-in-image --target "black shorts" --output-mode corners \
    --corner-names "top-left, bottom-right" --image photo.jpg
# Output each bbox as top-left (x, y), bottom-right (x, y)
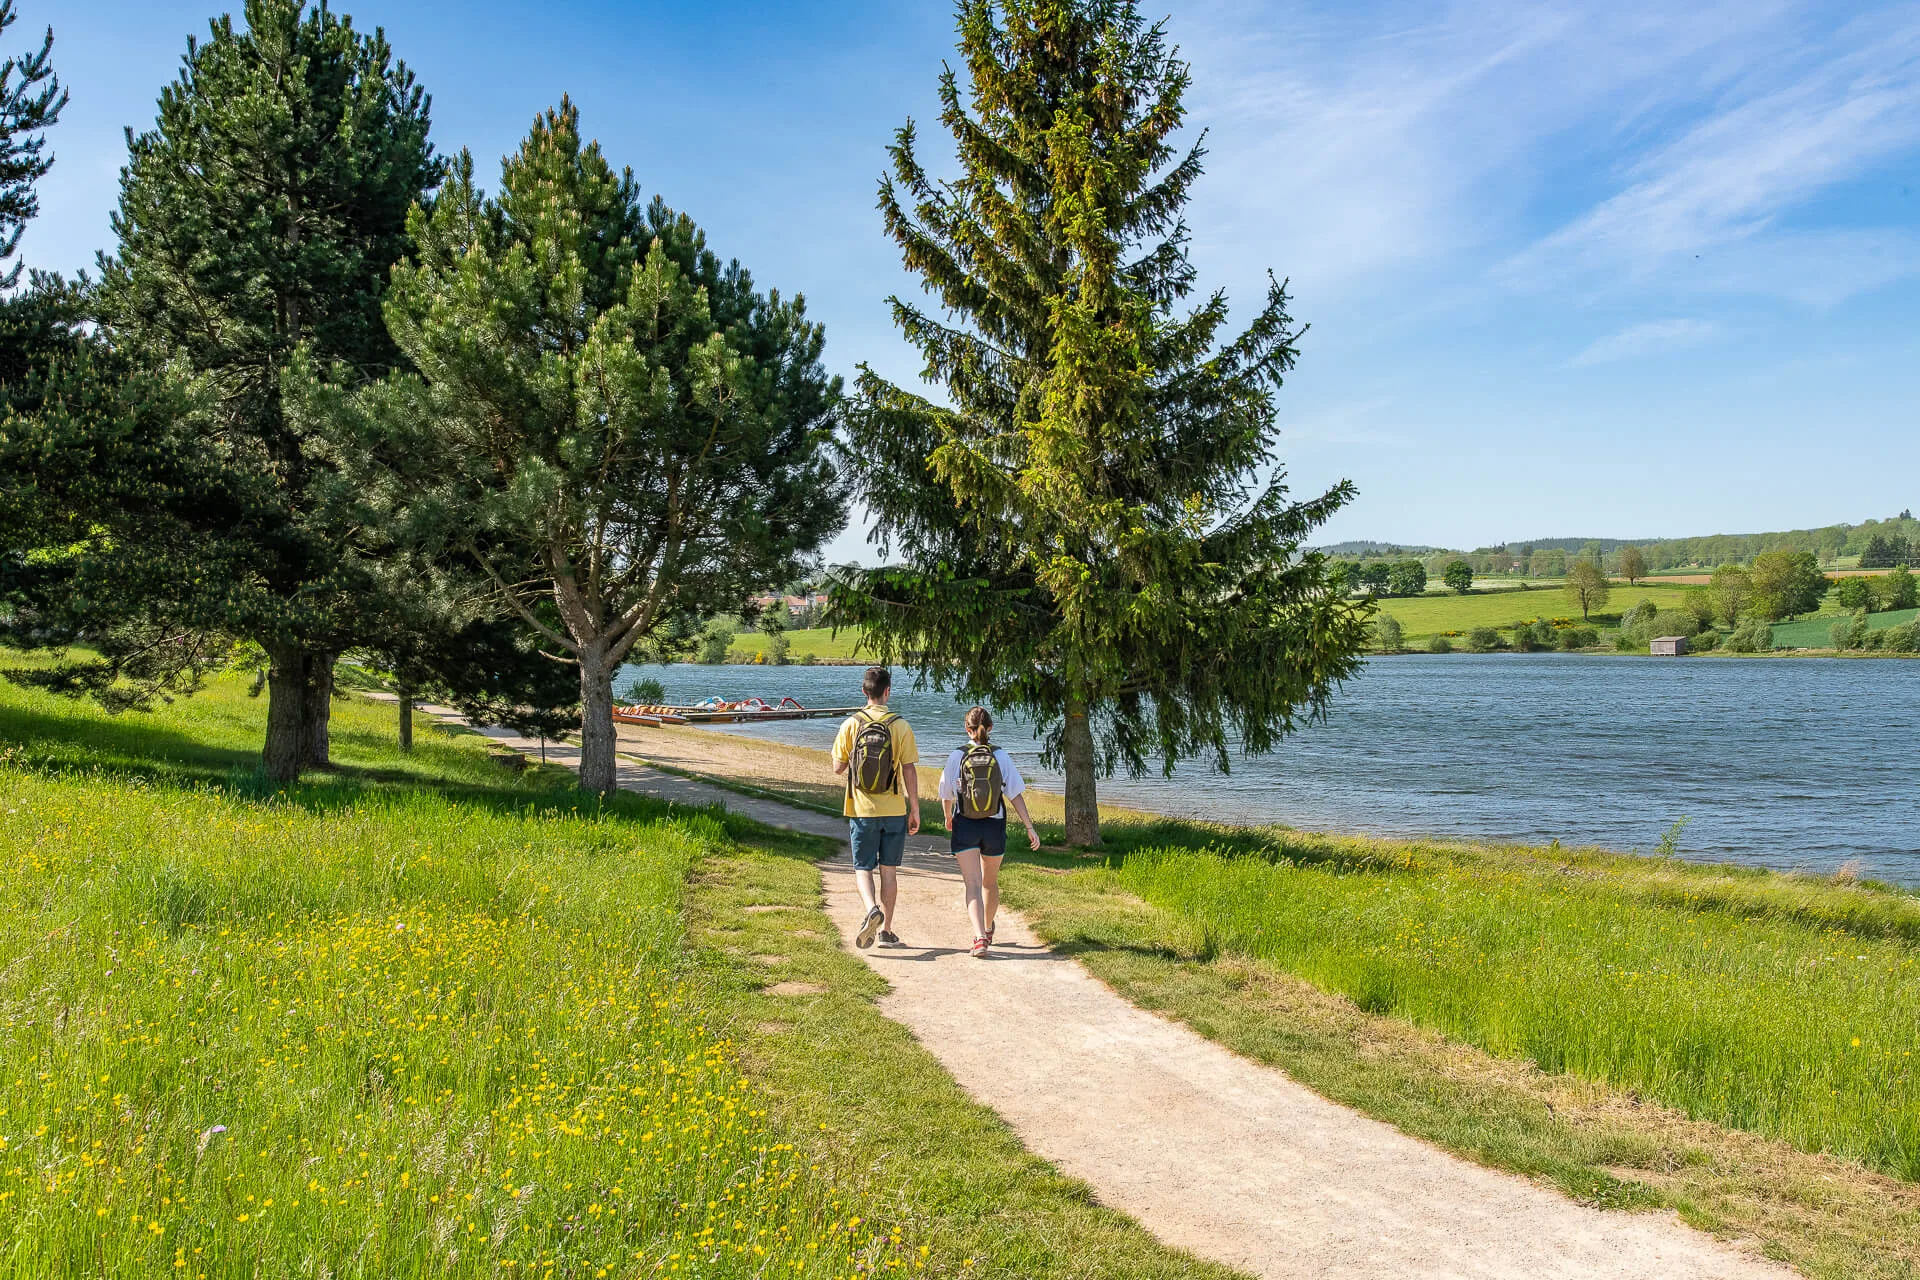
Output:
top-left (949, 812), bottom-right (1007, 858)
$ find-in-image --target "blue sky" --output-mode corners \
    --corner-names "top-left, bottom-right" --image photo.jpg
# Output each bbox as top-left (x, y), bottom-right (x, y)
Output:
top-left (23, 1), bottom-right (1920, 561)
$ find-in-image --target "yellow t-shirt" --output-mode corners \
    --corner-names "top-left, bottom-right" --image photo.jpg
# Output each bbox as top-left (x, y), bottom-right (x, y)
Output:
top-left (832, 706), bottom-right (919, 818)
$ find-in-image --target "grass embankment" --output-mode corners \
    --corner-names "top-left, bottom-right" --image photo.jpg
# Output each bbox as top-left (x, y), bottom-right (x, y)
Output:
top-left (1371, 582), bottom-right (1689, 644)
top-left (726, 629), bottom-right (868, 664)
top-left (1771, 606), bottom-right (1920, 650)
top-left (625, 724), bottom-right (1920, 1279)
top-left (0, 679), bottom-right (1240, 1280)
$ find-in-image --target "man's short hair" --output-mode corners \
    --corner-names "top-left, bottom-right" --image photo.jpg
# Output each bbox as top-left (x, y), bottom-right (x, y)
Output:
top-left (862, 666), bottom-right (891, 700)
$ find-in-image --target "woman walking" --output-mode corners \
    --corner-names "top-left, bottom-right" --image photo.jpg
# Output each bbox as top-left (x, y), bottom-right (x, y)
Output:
top-left (938, 707), bottom-right (1041, 957)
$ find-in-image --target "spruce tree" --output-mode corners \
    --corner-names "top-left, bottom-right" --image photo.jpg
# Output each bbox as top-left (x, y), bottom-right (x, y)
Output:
top-left (98, 0), bottom-right (438, 780)
top-left (0, 0), bottom-right (64, 287)
top-left (831, 0), bottom-right (1370, 845)
top-left (306, 101), bottom-right (843, 793)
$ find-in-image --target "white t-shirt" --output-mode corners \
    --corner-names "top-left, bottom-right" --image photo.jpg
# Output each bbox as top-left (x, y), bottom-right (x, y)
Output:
top-left (937, 745), bottom-right (1026, 819)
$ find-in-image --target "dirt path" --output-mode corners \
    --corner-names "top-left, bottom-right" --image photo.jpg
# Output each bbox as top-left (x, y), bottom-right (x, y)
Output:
top-left (398, 699), bottom-right (1793, 1280)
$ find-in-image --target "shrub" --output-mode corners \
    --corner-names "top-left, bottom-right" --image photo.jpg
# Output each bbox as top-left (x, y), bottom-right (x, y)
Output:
top-left (1830, 619), bottom-right (1854, 651)
top-left (1689, 629), bottom-right (1720, 651)
top-left (1427, 634), bottom-right (1452, 654)
top-left (1466, 626), bottom-right (1502, 652)
top-left (619, 676), bottom-right (667, 704)
top-left (768, 631), bottom-right (792, 665)
top-left (1881, 623), bottom-right (1918, 653)
top-left (1681, 586), bottom-right (1716, 631)
top-left (1864, 627), bottom-right (1888, 650)
top-left (1849, 607), bottom-right (1871, 650)
top-left (1530, 619), bottom-right (1557, 648)
top-left (699, 620), bottom-right (736, 664)
top-left (1557, 626), bottom-right (1598, 650)
top-left (1375, 613), bottom-right (1403, 652)
top-left (799, 651), bottom-right (819, 665)
top-left (1725, 620), bottom-right (1773, 653)
top-left (1649, 609), bottom-right (1697, 639)
top-left (1623, 600), bottom-right (1658, 632)
top-left (1835, 577), bottom-right (1873, 610)
top-left (1881, 565), bottom-right (1917, 610)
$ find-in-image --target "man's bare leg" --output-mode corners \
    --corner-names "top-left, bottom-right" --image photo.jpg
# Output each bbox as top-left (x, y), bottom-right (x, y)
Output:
top-left (878, 864), bottom-right (900, 931)
top-left (854, 867), bottom-right (881, 915)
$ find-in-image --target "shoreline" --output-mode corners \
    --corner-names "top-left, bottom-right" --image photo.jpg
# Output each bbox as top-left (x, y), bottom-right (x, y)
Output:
top-left (608, 717), bottom-right (1918, 897)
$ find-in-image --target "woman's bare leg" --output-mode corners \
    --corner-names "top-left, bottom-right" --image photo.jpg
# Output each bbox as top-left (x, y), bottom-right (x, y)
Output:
top-left (954, 848), bottom-right (987, 936)
top-left (981, 854), bottom-right (1002, 935)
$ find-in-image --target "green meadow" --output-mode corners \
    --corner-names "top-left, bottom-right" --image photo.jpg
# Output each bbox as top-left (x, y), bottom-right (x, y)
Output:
top-left (0, 677), bottom-right (1232, 1280)
top-left (1366, 582), bottom-right (1690, 642)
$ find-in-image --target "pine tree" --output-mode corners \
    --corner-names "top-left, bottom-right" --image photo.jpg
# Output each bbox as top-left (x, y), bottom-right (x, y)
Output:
top-left (98, 0), bottom-right (438, 780)
top-left (0, 1), bottom-right (64, 287)
top-left (830, 0), bottom-right (1370, 846)
top-left (309, 101), bottom-right (843, 793)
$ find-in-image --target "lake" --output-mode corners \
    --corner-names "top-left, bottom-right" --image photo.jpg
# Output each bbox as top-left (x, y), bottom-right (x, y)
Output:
top-left (616, 655), bottom-right (1920, 886)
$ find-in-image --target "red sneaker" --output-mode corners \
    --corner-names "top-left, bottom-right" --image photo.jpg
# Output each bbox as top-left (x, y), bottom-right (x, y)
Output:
top-left (970, 936), bottom-right (989, 958)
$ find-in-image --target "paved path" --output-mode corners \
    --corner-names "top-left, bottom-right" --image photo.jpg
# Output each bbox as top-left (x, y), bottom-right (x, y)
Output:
top-left (389, 698), bottom-right (1792, 1280)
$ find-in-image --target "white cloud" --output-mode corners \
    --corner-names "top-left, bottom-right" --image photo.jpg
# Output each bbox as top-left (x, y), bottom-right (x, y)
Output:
top-left (1508, 9), bottom-right (1920, 297)
top-left (1568, 318), bottom-right (1720, 366)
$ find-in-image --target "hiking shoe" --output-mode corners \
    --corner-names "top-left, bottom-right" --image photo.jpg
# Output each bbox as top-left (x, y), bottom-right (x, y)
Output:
top-left (877, 930), bottom-right (902, 947)
top-left (855, 906), bottom-right (885, 949)
top-left (970, 936), bottom-right (989, 958)
top-left (984, 922), bottom-right (996, 945)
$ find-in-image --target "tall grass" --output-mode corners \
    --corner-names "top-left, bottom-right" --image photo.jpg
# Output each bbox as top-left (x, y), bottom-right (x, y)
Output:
top-left (1118, 844), bottom-right (1920, 1180)
top-left (0, 681), bottom-right (921, 1277)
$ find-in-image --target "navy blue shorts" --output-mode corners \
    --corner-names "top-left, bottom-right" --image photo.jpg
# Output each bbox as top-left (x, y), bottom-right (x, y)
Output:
top-left (848, 814), bottom-right (907, 870)
top-left (949, 813), bottom-right (1007, 858)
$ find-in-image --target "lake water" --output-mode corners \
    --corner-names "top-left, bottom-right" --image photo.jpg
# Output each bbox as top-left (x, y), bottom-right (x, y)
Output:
top-left (617, 656), bottom-right (1920, 886)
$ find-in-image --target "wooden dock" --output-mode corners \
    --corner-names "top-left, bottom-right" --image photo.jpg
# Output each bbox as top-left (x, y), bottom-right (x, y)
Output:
top-left (613, 699), bottom-right (862, 727)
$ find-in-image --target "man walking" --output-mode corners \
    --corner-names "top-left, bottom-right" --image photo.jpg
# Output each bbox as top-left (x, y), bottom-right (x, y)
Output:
top-left (832, 666), bottom-right (919, 947)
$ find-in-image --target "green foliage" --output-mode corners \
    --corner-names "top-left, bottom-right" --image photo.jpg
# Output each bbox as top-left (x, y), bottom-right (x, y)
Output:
top-left (1879, 565), bottom-right (1917, 610)
top-left (1709, 564), bottom-right (1753, 627)
top-left (620, 675), bottom-right (667, 704)
top-left (1563, 558), bottom-right (1609, 620)
top-left (0, 0), bottom-right (65, 287)
top-left (829, 0), bottom-right (1369, 843)
top-left (1465, 626), bottom-right (1501, 652)
top-left (1681, 586), bottom-right (1716, 632)
top-left (1724, 619), bottom-right (1773, 653)
top-left (1834, 577), bottom-right (1872, 610)
top-left (1556, 626), bottom-right (1598, 650)
top-left (1373, 613), bottom-right (1403, 653)
top-left (1386, 560), bottom-right (1428, 598)
top-left (1748, 549), bottom-right (1826, 621)
top-left (82, 0), bottom-right (441, 778)
top-left (303, 100), bottom-right (843, 792)
top-left (1615, 544), bottom-right (1647, 584)
top-left (1426, 634), bottom-right (1452, 654)
top-left (699, 619), bottom-right (736, 665)
top-left (1442, 560), bottom-right (1473, 594)
top-left (1848, 608), bottom-right (1870, 650)
top-left (1688, 628), bottom-right (1720, 651)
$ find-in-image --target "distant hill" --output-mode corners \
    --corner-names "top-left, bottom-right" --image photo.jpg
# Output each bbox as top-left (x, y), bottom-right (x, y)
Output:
top-left (1313, 540), bottom-right (1443, 557)
top-left (1319, 512), bottom-right (1918, 572)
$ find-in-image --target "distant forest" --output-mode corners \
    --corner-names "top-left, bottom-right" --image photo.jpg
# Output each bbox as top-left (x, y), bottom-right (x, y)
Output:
top-left (1319, 511), bottom-right (1919, 577)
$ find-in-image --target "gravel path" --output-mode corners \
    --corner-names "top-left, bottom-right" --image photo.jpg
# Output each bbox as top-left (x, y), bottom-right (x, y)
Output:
top-left (393, 699), bottom-right (1795, 1280)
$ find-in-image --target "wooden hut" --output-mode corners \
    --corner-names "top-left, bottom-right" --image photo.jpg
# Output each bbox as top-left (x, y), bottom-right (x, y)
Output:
top-left (1649, 635), bottom-right (1688, 656)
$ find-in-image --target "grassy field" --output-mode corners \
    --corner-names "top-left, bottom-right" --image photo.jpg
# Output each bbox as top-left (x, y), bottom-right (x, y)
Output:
top-left (726, 628), bottom-right (868, 664)
top-left (618, 723), bottom-right (1920, 1278)
top-left (0, 677), bottom-right (1238, 1280)
top-left (1771, 606), bottom-right (1919, 649)
top-left (1369, 581), bottom-right (1691, 642)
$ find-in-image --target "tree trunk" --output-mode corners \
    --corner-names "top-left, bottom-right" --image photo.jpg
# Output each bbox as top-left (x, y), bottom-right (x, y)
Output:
top-left (1061, 697), bottom-right (1100, 847)
top-left (578, 651), bottom-right (617, 795)
top-left (397, 680), bottom-right (414, 753)
top-left (263, 643), bottom-right (307, 783)
top-left (301, 651), bottom-right (335, 770)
